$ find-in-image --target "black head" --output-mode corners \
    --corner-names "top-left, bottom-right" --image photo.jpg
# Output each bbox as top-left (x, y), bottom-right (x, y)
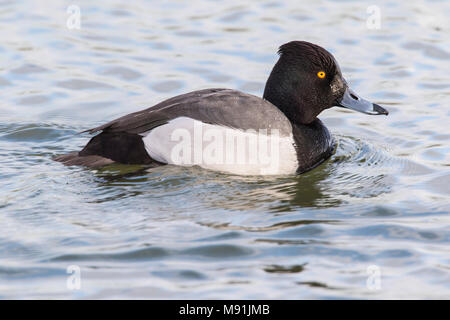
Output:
top-left (263, 41), bottom-right (388, 125)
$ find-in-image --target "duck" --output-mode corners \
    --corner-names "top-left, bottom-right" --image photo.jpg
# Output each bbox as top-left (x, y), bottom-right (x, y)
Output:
top-left (54, 41), bottom-right (388, 175)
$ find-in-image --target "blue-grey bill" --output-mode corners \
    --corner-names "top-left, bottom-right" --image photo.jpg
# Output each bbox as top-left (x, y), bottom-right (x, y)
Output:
top-left (336, 88), bottom-right (388, 115)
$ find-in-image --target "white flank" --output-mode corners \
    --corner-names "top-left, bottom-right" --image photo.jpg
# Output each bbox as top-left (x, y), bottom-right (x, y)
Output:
top-left (141, 117), bottom-right (298, 175)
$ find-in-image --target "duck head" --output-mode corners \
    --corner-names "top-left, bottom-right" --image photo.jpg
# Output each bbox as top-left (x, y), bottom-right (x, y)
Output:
top-left (263, 41), bottom-right (388, 125)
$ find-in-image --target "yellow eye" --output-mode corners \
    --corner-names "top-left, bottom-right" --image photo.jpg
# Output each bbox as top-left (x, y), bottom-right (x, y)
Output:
top-left (317, 71), bottom-right (326, 79)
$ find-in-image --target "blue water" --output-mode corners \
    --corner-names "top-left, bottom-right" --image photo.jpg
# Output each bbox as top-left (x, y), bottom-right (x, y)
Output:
top-left (0, 0), bottom-right (449, 299)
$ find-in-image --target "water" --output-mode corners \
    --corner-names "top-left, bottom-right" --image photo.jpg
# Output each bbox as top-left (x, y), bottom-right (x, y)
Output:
top-left (1, 0), bottom-right (449, 299)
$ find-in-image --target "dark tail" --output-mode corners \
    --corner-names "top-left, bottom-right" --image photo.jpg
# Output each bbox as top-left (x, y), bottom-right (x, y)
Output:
top-left (53, 131), bottom-right (156, 168)
top-left (53, 152), bottom-right (115, 167)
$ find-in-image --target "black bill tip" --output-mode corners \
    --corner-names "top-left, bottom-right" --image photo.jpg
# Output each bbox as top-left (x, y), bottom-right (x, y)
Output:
top-left (373, 103), bottom-right (389, 115)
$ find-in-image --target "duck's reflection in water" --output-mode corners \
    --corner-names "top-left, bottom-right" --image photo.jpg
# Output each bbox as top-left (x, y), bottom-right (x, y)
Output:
top-left (85, 136), bottom-right (395, 214)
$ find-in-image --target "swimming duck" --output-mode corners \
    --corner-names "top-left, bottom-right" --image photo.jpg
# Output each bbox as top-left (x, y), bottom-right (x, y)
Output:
top-left (54, 41), bottom-right (388, 175)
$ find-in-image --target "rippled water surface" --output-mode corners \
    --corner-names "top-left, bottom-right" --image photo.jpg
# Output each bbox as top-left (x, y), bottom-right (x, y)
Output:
top-left (1, 0), bottom-right (449, 299)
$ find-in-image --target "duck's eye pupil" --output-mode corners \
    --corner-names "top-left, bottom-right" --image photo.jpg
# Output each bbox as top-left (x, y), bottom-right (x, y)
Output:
top-left (317, 71), bottom-right (326, 79)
